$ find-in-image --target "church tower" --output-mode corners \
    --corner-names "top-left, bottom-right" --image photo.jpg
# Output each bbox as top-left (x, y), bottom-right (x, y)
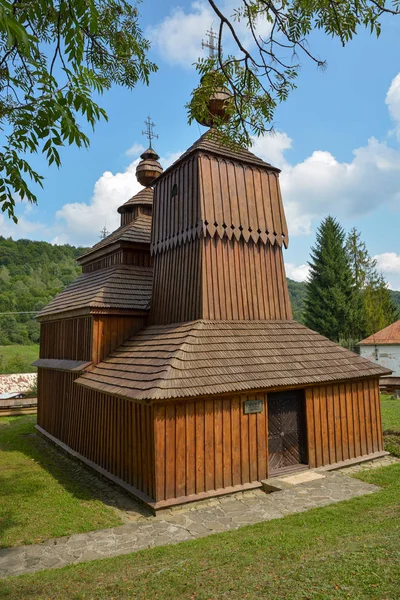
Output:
top-left (150, 134), bottom-right (291, 324)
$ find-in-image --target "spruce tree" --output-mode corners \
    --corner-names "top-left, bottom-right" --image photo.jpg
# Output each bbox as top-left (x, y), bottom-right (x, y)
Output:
top-left (304, 216), bottom-right (356, 343)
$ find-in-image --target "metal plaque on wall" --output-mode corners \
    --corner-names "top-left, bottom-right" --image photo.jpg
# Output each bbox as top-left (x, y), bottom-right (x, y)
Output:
top-left (243, 399), bottom-right (263, 414)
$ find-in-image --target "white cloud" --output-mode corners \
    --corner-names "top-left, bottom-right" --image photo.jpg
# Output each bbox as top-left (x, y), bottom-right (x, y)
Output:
top-left (0, 212), bottom-right (47, 241)
top-left (374, 252), bottom-right (400, 274)
top-left (54, 150), bottom-right (182, 247)
top-left (125, 143), bottom-right (145, 157)
top-left (56, 159), bottom-right (142, 246)
top-left (386, 72), bottom-right (400, 138)
top-left (148, 1), bottom-right (272, 69)
top-left (148, 2), bottom-right (213, 68)
top-left (285, 262), bottom-right (310, 282)
top-left (251, 131), bottom-right (292, 169)
top-left (250, 72), bottom-right (400, 237)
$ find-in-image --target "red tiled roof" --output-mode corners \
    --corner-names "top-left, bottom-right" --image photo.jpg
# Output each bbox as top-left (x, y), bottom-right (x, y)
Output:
top-left (359, 320), bottom-right (400, 345)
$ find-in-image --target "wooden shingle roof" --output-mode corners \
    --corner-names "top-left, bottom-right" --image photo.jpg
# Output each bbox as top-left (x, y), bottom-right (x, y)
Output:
top-left (359, 320), bottom-right (400, 345)
top-left (118, 188), bottom-right (153, 213)
top-left (38, 265), bottom-right (153, 318)
top-left (76, 320), bottom-right (390, 401)
top-left (78, 214), bottom-right (152, 262)
top-left (159, 130), bottom-right (275, 179)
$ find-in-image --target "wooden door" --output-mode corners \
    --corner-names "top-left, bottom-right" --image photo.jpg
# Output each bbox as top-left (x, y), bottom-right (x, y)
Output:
top-left (268, 390), bottom-right (307, 473)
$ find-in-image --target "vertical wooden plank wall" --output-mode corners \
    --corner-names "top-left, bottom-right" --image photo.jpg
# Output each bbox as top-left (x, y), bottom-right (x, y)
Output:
top-left (151, 155), bottom-right (200, 255)
top-left (37, 368), bottom-right (155, 499)
top-left (151, 233), bottom-right (292, 324)
top-left (150, 240), bottom-right (202, 324)
top-left (202, 237), bottom-right (292, 320)
top-left (121, 205), bottom-right (152, 226)
top-left (305, 378), bottom-right (383, 468)
top-left (197, 155), bottom-right (288, 247)
top-left (91, 315), bottom-right (146, 364)
top-left (40, 317), bottom-right (93, 360)
top-left (153, 393), bottom-right (268, 503)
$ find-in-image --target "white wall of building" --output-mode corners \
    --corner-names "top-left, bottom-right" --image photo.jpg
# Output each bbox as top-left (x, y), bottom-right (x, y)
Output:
top-left (360, 345), bottom-right (400, 377)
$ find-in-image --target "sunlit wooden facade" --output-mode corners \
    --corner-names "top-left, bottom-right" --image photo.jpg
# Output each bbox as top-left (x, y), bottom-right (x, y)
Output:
top-left (36, 131), bottom-right (390, 510)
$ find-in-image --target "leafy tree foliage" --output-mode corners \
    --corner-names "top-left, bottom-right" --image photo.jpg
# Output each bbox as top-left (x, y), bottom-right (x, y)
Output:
top-left (346, 227), bottom-right (399, 337)
top-left (188, 0), bottom-right (400, 146)
top-left (304, 216), bottom-right (356, 343)
top-left (364, 272), bottom-right (399, 336)
top-left (287, 277), bottom-right (307, 323)
top-left (0, 236), bottom-right (87, 344)
top-left (0, 0), bottom-right (156, 220)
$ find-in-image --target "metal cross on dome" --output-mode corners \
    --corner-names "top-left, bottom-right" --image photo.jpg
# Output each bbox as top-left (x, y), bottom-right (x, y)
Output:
top-left (142, 116), bottom-right (158, 148)
top-left (99, 225), bottom-right (109, 240)
top-left (202, 27), bottom-right (218, 58)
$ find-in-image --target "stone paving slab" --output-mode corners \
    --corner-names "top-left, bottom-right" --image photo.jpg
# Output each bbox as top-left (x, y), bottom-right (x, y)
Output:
top-left (2, 458), bottom-right (397, 579)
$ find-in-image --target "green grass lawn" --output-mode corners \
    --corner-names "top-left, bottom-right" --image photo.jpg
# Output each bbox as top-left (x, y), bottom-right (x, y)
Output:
top-left (381, 393), bottom-right (400, 457)
top-left (0, 397), bottom-right (399, 597)
top-left (0, 464), bottom-right (399, 599)
top-left (0, 345), bottom-right (39, 374)
top-left (381, 393), bottom-right (400, 429)
top-left (0, 416), bottom-right (121, 548)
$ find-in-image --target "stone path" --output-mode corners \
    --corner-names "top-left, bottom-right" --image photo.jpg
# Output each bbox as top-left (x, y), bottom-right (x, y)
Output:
top-left (1, 455), bottom-right (398, 579)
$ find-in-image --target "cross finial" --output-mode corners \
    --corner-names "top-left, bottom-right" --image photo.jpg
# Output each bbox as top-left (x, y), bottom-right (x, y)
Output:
top-left (142, 116), bottom-right (158, 148)
top-left (100, 225), bottom-right (109, 240)
top-left (202, 27), bottom-right (218, 58)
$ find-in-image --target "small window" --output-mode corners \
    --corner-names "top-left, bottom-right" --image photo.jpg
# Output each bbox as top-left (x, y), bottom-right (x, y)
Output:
top-left (171, 183), bottom-right (178, 198)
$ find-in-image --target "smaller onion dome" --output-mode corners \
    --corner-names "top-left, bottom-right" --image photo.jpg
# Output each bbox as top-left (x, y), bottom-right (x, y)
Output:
top-left (196, 86), bottom-right (233, 128)
top-left (136, 147), bottom-right (163, 187)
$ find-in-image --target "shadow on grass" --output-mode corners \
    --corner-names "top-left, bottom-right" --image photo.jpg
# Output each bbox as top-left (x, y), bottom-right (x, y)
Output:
top-left (0, 415), bottom-right (151, 545)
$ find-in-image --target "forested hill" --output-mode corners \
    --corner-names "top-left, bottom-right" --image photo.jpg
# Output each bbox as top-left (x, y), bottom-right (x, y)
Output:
top-left (0, 237), bottom-right (88, 345)
top-left (0, 236), bottom-right (399, 345)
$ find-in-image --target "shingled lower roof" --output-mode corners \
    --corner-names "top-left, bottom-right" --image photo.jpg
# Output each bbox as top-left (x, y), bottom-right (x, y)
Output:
top-left (78, 214), bottom-right (152, 262)
top-left (76, 320), bottom-right (390, 401)
top-left (38, 265), bottom-right (153, 318)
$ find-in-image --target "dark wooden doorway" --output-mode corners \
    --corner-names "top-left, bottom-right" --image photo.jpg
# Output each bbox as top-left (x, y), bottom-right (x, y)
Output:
top-left (268, 390), bottom-right (307, 475)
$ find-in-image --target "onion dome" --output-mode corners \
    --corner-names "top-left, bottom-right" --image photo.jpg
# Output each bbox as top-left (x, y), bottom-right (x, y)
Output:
top-left (136, 147), bottom-right (163, 187)
top-left (196, 85), bottom-right (233, 128)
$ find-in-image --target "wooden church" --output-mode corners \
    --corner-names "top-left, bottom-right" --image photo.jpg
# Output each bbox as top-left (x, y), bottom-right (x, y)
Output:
top-left (35, 109), bottom-right (390, 509)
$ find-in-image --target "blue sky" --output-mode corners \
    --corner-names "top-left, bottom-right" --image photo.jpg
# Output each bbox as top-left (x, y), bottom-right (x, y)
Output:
top-left (2, 1), bottom-right (400, 288)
